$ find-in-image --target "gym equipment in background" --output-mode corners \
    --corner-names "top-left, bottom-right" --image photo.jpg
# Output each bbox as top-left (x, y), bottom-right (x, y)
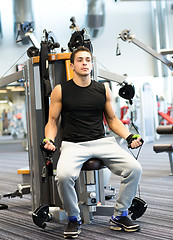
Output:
top-left (68, 17), bottom-right (93, 53)
top-left (153, 125), bottom-right (173, 175)
top-left (118, 29), bottom-right (173, 71)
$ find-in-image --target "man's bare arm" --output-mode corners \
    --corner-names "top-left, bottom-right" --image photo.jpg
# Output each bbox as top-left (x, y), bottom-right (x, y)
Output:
top-left (44, 84), bottom-right (62, 151)
top-left (104, 84), bottom-right (142, 148)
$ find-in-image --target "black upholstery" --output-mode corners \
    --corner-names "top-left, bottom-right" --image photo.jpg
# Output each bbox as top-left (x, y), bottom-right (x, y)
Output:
top-left (82, 158), bottom-right (104, 171)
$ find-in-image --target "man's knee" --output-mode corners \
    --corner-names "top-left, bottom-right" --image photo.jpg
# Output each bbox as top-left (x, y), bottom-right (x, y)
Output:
top-left (123, 160), bottom-right (142, 180)
top-left (132, 161), bottom-right (142, 178)
top-left (55, 169), bottom-right (78, 184)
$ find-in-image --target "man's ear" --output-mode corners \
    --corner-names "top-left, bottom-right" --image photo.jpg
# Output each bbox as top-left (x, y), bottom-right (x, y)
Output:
top-left (70, 63), bottom-right (74, 70)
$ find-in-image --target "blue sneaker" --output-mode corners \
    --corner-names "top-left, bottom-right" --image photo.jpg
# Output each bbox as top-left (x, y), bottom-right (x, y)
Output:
top-left (110, 211), bottom-right (140, 232)
top-left (64, 216), bottom-right (82, 239)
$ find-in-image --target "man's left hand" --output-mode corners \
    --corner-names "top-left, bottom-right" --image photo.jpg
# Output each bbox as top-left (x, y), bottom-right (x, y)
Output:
top-left (126, 134), bottom-right (144, 149)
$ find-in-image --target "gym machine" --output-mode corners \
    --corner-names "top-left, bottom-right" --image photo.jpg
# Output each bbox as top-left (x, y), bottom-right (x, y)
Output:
top-left (0, 68), bottom-right (25, 210)
top-left (117, 30), bottom-right (173, 141)
top-left (27, 28), bottom-right (146, 228)
top-left (118, 29), bottom-right (173, 71)
top-left (118, 30), bottom-right (173, 174)
top-left (28, 51), bottom-right (146, 226)
top-left (153, 125), bottom-right (173, 176)
top-left (0, 26), bottom-right (147, 225)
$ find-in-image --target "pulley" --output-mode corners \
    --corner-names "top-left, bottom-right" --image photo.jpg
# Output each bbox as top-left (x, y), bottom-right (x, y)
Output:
top-left (119, 83), bottom-right (135, 104)
top-left (68, 30), bottom-right (85, 52)
top-left (128, 197), bottom-right (147, 220)
top-left (32, 204), bottom-right (51, 229)
top-left (68, 29), bottom-right (93, 53)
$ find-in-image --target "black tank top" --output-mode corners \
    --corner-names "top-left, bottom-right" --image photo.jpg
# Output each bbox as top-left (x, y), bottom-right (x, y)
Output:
top-left (61, 79), bottom-right (106, 142)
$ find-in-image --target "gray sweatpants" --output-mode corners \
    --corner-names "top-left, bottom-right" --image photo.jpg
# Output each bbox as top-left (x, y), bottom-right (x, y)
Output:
top-left (55, 137), bottom-right (142, 220)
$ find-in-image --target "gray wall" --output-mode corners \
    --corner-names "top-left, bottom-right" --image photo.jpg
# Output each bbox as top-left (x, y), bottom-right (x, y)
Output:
top-left (0, 0), bottom-right (153, 76)
top-left (0, 0), bottom-right (173, 96)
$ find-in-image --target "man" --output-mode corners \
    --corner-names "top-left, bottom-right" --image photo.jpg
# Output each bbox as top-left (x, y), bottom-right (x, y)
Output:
top-left (43, 46), bottom-right (143, 238)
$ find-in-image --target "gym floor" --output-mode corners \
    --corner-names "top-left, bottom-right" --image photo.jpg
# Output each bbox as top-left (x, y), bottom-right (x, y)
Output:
top-left (0, 135), bottom-right (173, 240)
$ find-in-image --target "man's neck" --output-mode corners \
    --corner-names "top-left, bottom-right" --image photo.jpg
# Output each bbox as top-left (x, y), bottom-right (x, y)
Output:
top-left (73, 74), bottom-right (91, 87)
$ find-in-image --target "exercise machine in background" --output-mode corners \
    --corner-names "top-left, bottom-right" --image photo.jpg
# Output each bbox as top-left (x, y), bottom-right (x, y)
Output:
top-left (153, 125), bottom-right (173, 176)
top-left (117, 29), bottom-right (173, 174)
top-left (117, 29), bottom-right (173, 142)
top-left (118, 29), bottom-right (173, 71)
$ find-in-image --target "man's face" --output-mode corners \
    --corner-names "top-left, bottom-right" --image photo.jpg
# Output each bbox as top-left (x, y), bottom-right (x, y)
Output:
top-left (71, 51), bottom-right (93, 76)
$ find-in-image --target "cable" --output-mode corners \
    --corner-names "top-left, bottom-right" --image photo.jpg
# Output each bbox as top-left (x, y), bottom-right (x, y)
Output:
top-left (1, 49), bottom-right (27, 78)
top-left (96, 59), bottom-right (110, 72)
top-left (138, 185), bottom-right (141, 199)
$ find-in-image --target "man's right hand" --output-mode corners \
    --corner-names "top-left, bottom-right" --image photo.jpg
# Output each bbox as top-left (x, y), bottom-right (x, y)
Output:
top-left (43, 138), bottom-right (56, 152)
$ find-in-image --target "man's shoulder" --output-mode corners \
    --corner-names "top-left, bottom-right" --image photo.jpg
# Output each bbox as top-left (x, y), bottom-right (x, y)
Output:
top-left (50, 84), bottom-right (62, 102)
top-left (61, 79), bottom-right (74, 87)
top-left (92, 80), bottom-right (106, 90)
top-left (92, 80), bottom-right (104, 85)
top-left (52, 84), bottom-right (62, 94)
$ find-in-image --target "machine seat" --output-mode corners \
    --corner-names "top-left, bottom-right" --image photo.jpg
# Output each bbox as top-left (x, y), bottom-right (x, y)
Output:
top-left (153, 144), bottom-right (173, 153)
top-left (156, 125), bottom-right (173, 134)
top-left (82, 158), bottom-right (104, 171)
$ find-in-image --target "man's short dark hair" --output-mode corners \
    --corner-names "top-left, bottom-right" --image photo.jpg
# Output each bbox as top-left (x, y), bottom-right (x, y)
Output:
top-left (70, 46), bottom-right (93, 64)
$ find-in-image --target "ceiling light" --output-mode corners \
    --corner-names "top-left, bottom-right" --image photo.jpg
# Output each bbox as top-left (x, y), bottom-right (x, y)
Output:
top-left (0, 100), bottom-right (8, 104)
top-left (0, 90), bottom-right (8, 93)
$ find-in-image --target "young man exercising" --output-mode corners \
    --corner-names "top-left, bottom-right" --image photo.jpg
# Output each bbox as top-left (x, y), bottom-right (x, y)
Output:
top-left (43, 46), bottom-right (143, 238)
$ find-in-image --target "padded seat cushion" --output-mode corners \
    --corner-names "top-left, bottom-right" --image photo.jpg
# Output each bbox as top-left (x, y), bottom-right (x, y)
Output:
top-left (153, 144), bottom-right (173, 153)
top-left (156, 125), bottom-right (173, 134)
top-left (82, 158), bottom-right (104, 171)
